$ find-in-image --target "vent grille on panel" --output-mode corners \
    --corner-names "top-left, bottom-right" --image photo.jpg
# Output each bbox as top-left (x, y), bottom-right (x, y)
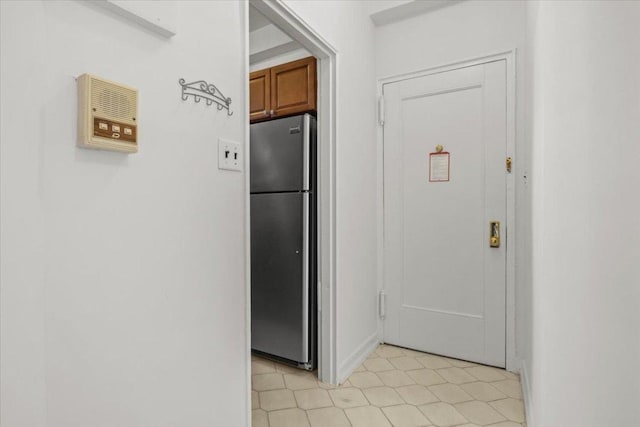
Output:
top-left (90, 78), bottom-right (137, 124)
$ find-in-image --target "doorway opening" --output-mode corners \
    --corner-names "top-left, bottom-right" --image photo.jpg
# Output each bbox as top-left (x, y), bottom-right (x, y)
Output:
top-left (244, 0), bottom-right (339, 413)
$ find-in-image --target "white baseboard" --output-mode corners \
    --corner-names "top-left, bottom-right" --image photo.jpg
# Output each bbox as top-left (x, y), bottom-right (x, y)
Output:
top-left (337, 332), bottom-right (379, 384)
top-left (520, 359), bottom-right (535, 427)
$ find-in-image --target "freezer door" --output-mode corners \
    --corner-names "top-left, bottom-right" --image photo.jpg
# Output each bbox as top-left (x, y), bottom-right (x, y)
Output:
top-left (251, 192), bottom-right (309, 363)
top-left (250, 115), bottom-right (308, 193)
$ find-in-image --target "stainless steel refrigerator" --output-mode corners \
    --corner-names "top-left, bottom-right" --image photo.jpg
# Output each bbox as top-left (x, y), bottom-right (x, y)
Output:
top-left (250, 114), bottom-right (316, 370)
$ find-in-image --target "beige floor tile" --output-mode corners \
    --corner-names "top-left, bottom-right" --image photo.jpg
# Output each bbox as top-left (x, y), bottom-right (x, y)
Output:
top-left (486, 421), bottom-right (523, 427)
top-left (454, 401), bottom-right (506, 425)
top-left (416, 355), bottom-right (453, 369)
top-left (491, 380), bottom-right (523, 399)
top-left (406, 369), bottom-right (446, 386)
top-left (428, 383), bottom-right (474, 404)
top-left (318, 379), bottom-right (352, 390)
top-left (252, 409), bottom-right (269, 427)
top-left (294, 388), bottom-right (333, 410)
top-left (465, 366), bottom-right (507, 382)
top-left (283, 373), bottom-right (318, 390)
top-left (317, 381), bottom-right (339, 390)
top-left (377, 369), bottom-right (416, 387)
top-left (436, 367), bottom-right (477, 384)
top-left (382, 404), bottom-right (432, 426)
top-left (396, 384), bottom-right (439, 405)
top-left (251, 344), bottom-right (526, 427)
top-left (268, 408), bottom-right (310, 427)
top-left (328, 387), bottom-right (369, 408)
top-left (252, 390), bottom-right (260, 410)
top-left (460, 382), bottom-right (507, 402)
top-left (418, 402), bottom-right (468, 426)
top-left (275, 363), bottom-right (304, 374)
top-left (389, 356), bottom-right (424, 371)
top-left (345, 406), bottom-right (392, 427)
top-left (376, 345), bottom-right (406, 358)
top-left (401, 348), bottom-right (430, 357)
top-left (307, 407), bottom-right (351, 427)
top-left (447, 359), bottom-right (477, 368)
top-left (253, 373), bottom-right (285, 391)
top-left (252, 358), bottom-right (277, 374)
top-left (502, 371), bottom-right (520, 381)
top-left (353, 364), bottom-right (367, 372)
top-left (489, 398), bottom-right (525, 423)
top-left (364, 357), bottom-right (395, 372)
top-left (317, 381), bottom-right (336, 390)
top-left (349, 371), bottom-right (385, 388)
top-left (260, 389), bottom-right (297, 411)
top-left (362, 386), bottom-right (404, 406)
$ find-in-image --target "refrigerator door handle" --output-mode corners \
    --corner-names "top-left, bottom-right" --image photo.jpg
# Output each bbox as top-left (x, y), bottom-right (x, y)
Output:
top-left (301, 193), bottom-right (310, 361)
top-left (303, 114), bottom-right (310, 191)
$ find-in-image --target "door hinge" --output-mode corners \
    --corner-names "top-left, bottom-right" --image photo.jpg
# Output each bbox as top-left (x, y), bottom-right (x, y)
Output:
top-left (506, 157), bottom-right (512, 173)
top-left (378, 290), bottom-right (386, 318)
top-left (378, 95), bottom-right (385, 126)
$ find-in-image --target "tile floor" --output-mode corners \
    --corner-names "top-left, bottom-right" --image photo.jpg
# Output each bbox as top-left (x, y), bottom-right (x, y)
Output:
top-left (252, 344), bottom-right (525, 427)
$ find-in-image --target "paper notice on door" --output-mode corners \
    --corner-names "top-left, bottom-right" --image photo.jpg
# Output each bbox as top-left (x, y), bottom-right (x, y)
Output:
top-left (429, 152), bottom-right (450, 182)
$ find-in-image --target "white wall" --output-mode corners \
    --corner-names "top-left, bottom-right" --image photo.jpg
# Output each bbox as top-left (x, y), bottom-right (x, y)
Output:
top-left (283, 0), bottom-right (379, 382)
top-left (526, 1), bottom-right (640, 425)
top-left (249, 48), bottom-right (311, 73)
top-left (0, 1), bottom-right (248, 426)
top-left (374, 0), bottom-right (529, 370)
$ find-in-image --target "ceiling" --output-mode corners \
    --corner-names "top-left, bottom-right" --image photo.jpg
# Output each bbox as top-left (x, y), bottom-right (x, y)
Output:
top-left (249, 6), bottom-right (272, 32)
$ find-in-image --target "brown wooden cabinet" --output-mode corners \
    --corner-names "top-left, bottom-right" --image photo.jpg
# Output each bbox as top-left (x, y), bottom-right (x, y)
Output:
top-left (249, 56), bottom-right (316, 123)
top-left (249, 68), bottom-right (270, 122)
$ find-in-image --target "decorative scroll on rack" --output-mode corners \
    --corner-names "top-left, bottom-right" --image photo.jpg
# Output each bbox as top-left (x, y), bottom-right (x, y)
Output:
top-left (178, 78), bottom-right (233, 116)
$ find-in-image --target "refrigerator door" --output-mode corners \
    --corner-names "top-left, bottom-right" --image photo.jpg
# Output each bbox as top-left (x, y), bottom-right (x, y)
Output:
top-left (251, 192), bottom-right (309, 363)
top-left (250, 115), bottom-right (309, 193)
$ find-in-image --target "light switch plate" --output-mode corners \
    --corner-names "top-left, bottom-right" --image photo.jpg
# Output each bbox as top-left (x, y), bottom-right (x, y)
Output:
top-left (218, 138), bottom-right (242, 172)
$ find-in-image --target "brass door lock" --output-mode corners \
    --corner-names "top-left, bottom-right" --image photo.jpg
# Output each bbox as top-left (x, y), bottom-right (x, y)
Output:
top-left (490, 221), bottom-right (501, 248)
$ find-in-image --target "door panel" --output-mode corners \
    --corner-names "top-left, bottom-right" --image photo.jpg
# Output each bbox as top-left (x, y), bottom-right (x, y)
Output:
top-left (250, 115), bottom-right (305, 193)
top-left (383, 61), bottom-right (507, 367)
top-left (250, 69), bottom-right (270, 122)
top-left (251, 192), bottom-right (305, 362)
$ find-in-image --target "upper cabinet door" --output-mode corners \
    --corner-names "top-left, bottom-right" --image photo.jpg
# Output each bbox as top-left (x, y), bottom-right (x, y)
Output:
top-left (270, 57), bottom-right (316, 119)
top-left (250, 69), bottom-right (271, 122)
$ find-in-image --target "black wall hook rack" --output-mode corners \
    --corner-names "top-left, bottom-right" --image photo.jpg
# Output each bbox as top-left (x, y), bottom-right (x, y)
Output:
top-left (178, 78), bottom-right (233, 116)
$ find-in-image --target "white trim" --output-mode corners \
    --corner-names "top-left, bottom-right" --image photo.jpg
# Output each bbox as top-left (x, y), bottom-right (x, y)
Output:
top-left (248, 0), bottom-right (339, 388)
top-left (337, 332), bottom-right (379, 384)
top-left (376, 50), bottom-right (518, 372)
top-left (93, 1), bottom-right (177, 38)
top-left (241, 2), bottom-right (252, 427)
top-left (504, 50), bottom-right (518, 373)
top-left (520, 359), bottom-right (535, 427)
top-left (369, 0), bottom-right (465, 27)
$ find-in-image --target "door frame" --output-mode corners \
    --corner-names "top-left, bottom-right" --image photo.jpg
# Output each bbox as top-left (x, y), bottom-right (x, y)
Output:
top-left (245, 0), bottom-right (339, 408)
top-left (376, 50), bottom-right (518, 372)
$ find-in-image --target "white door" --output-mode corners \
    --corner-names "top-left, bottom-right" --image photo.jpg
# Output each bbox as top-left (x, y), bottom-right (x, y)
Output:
top-left (383, 60), bottom-right (507, 367)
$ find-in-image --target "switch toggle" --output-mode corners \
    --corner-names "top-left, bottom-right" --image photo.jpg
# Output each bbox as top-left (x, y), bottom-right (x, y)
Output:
top-left (99, 122), bottom-right (108, 130)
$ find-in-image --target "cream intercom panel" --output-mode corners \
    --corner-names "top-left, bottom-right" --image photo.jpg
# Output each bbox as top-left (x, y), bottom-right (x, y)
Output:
top-left (77, 74), bottom-right (138, 153)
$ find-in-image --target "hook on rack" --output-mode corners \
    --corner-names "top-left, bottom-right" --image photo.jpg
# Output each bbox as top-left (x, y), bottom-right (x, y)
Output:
top-left (178, 78), bottom-right (233, 116)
